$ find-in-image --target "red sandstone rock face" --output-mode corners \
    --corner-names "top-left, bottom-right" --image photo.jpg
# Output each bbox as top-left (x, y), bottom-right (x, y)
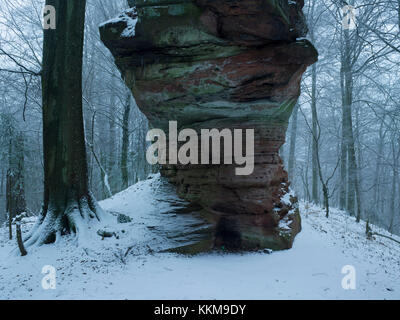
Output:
top-left (100, 0), bottom-right (317, 252)
top-left (195, 0), bottom-right (307, 45)
top-left (161, 121), bottom-right (300, 251)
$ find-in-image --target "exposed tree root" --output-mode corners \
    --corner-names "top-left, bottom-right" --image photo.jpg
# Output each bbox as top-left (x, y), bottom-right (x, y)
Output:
top-left (24, 193), bottom-right (106, 247)
top-left (370, 232), bottom-right (400, 245)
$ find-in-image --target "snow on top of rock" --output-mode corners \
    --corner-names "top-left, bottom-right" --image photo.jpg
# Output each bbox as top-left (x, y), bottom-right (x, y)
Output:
top-left (99, 7), bottom-right (138, 38)
top-left (281, 186), bottom-right (296, 206)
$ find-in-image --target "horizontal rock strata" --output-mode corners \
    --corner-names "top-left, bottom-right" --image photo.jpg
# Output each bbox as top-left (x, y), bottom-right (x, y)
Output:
top-left (100, 0), bottom-right (317, 252)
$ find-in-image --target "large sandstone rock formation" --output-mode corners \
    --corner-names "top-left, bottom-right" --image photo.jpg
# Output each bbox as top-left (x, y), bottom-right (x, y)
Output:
top-left (100, 0), bottom-right (317, 253)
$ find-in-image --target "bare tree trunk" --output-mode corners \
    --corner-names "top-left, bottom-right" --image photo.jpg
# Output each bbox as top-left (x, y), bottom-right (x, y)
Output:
top-left (397, 136), bottom-right (400, 235)
top-left (0, 167), bottom-right (4, 196)
top-left (398, 0), bottom-right (400, 30)
top-left (339, 119), bottom-right (347, 210)
top-left (314, 128), bottom-right (331, 218)
top-left (355, 107), bottom-right (363, 222)
top-left (6, 139), bottom-right (12, 240)
top-left (0, 167), bottom-right (4, 225)
top-left (304, 135), bottom-right (312, 201)
top-left (6, 169), bottom-right (12, 240)
top-left (311, 63), bottom-right (319, 204)
top-left (309, 0), bottom-right (319, 204)
top-left (107, 75), bottom-right (117, 193)
top-left (16, 215), bottom-right (27, 256)
top-left (340, 28), bottom-right (360, 217)
top-left (389, 136), bottom-right (399, 233)
top-left (25, 0), bottom-right (102, 246)
top-left (389, 166), bottom-right (396, 233)
top-left (347, 114), bottom-right (359, 218)
top-left (6, 133), bottom-right (26, 240)
top-left (288, 104), bottom-right (299, 181)
top-left (121, 92), bottom-right (131, 189)
top-left (371, 122), bottom-right (386, 224)
top-left (338, 21), bottom-right (348, 211)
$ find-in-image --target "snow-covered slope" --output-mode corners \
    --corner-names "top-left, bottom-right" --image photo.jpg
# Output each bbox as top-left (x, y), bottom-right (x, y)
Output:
top-left (0, 174), bottom-right (399, 299)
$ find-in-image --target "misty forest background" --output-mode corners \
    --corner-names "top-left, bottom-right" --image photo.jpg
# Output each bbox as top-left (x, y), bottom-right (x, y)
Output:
top-left (0, 0), bottom-right (399, 237)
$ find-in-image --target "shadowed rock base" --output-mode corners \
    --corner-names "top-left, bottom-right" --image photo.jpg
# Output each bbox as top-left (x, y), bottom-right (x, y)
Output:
top-left (100, 0), bottom-right (317, 253)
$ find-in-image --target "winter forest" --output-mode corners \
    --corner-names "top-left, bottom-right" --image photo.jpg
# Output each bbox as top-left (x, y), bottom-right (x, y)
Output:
top-left (0, 0), bottom-right (399, 300)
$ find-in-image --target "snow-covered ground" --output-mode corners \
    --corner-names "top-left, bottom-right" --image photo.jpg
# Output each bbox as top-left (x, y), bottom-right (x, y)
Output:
top-left (0, 174), bottom-right (399, 300)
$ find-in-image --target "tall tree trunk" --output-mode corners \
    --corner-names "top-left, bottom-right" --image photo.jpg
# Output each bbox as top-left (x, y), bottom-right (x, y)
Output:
top-left (25, 0), bottom-right (102, 246)
top-left (340, 28), bottom-right (359, 217)
top-left (355, 107), bottom-right (363, 222)
top-left (288, 103), bottom-right (299, 181)
top-left (339, 0), bottom-right (361, 221)
top-left (309, 0), bottom-right (319, 204)
top-left (121, 92), bottom-right (131, 189)
top-left (398, 0), bottom-right (400, 31)
top-left (107, 75), bottom-right (117, 193)
top-left (397, 156), bottom-right (400, 235)
top-left (311, 62), bottom-right (319, 204)
top-left (0, 167), bottom-right (4, 196)
top-left (303, 135), bottom-right (312, 201)
top-left (0, 167), bottom-right (4, 225)
top-left (6, 169), bottom-right (12, 240)
top-left (339, 116), bottom-right (347, 210)
top-left (98, 114), bottom-right (110, 199)
top-left (6, 133), bottom-right (26, 240)
top-left (389, 166), bottom-right (396, 234)
top-left (347, 120), bottom-right (358, 218)
top-left (389, 136), bottom-right (399, 233)
top-left (371, 121), bottom-right (385, 224)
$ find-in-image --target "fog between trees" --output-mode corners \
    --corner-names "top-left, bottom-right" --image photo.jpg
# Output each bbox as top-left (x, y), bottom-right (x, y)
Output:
top-left (0, 0), bottom-right (399, 237)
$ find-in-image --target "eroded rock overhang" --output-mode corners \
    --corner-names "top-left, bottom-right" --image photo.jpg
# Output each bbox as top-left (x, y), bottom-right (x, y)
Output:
top-left (100, 0), bottom-right (318, 253)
